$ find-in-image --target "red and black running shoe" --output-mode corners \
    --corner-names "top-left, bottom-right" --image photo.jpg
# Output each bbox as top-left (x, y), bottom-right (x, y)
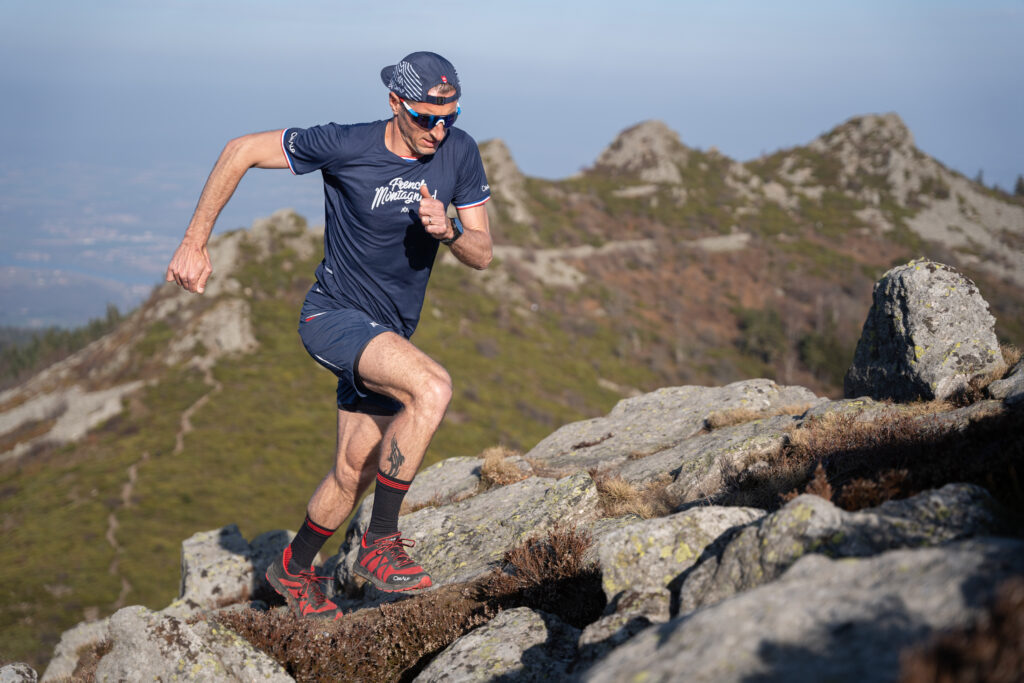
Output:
top-left (265, 547), bottom-right (343, 620)
top-left (353, 531), bottom-right (433, 592)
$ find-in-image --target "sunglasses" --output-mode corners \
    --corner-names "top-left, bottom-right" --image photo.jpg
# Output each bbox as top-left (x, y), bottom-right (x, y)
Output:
top-left (401, 99), bottom-right (461, 130)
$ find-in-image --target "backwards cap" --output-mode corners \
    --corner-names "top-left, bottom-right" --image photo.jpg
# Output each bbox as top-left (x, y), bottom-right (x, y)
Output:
top-left (381, 51), bottom-right (461, 105)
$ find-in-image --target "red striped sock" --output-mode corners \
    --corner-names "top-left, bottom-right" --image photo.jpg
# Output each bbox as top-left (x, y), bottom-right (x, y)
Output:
top-left (366, 470), bottom-right (413, 542)
top-left (287, 513), bottom-right (337, 573)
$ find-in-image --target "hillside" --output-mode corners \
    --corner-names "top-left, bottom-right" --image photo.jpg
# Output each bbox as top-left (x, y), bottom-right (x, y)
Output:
top-left (2, 112), bottom-right (1024, 670)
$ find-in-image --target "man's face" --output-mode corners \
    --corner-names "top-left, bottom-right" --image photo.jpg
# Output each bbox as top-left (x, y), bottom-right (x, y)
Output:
top-left (389, 93), bottom-right (459, 156)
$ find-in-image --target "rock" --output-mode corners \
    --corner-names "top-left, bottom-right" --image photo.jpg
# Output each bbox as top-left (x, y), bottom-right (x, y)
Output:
top-left (988, 358), bottom-right (1024, 406)
top-left (333, 472), bottom-right (600, 594)
top-left (592, 121), bottom-right (688, 184)
top-left (679, 483), bottom-right (1005, 613)
top-left (346, 456), bottom-right (483, 535)
top-left (617, 415), bottom-right (792, 504)
top-left (919, 399), bottom-right (1004, 433)
top-left (0, 663), bottom-right (38, 683)
top-left (248, 529), bottom-right (296, 601)
top-left (179, 525), bottom-right (254, 612)
top-left (414, 607), bottom-right (579, 682)
top-left (94, 605), bottom-right (292, 682)
top-left (596, 506), bottom-right (765, 616)
top-left (166, 298), bottom-right (259, 369)
top-left (525, 380), bottom-right (820, 476)
top-left (40, 617), bottom-right (109, 681)
top-left (575, 612), bottom-right (657, 670)
top-left (582, 537), bottom-right (1024, 683)
top-left (844, 260), bottom-right (1005, 402)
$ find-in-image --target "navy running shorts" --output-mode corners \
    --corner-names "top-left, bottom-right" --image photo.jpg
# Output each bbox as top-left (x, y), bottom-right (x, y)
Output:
top-left (297, 297), bottom-right (404, 417)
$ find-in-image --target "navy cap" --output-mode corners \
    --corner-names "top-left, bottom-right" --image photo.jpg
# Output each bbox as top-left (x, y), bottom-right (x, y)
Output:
top-left (381, 51), bottom-right (461, 105)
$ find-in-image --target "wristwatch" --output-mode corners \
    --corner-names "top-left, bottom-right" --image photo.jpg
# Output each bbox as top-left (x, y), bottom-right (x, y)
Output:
top-left (441, 217), bottom-right (464, 245)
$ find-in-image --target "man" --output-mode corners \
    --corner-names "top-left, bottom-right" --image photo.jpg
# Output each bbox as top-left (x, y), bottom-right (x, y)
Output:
top-left (165, 51), bottom-right (491, 620)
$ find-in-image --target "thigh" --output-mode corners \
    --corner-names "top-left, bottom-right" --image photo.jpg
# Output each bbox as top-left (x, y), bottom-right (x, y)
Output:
top-left (357, 332), bottom-right (451, 406)
top-left (299, 305), bottom-right (402, 415)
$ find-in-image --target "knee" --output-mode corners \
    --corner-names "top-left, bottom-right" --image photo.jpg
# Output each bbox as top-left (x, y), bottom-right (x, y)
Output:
top-left (412, 368), bottom-right (452, 420)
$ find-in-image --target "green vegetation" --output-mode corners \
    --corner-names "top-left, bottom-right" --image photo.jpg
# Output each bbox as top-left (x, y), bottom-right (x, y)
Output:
top-left (0, 304), bottom-right (126, 390)
top-left (0, 216), bottom-right (658, 668)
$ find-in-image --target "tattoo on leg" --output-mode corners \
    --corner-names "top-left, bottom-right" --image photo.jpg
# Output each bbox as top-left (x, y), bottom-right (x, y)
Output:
top-left (385, 436), bottom-right (405, 478)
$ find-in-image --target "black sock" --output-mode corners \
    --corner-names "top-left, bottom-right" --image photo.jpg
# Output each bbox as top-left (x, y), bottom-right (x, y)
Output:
top-left (366, 470), bottom-right (412, 542)
top-left (286, 514), bottom-right (336, 573)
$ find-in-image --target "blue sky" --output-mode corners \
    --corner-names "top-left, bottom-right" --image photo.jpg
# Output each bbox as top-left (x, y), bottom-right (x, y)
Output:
top-left (1, 0), bottom-right (1021, 327)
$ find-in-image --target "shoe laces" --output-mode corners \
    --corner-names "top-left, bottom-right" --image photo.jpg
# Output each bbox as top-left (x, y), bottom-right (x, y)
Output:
top-left (297, 569), bottom-right (330, 606)
top-left (377, 535), bottom-right (418, 569)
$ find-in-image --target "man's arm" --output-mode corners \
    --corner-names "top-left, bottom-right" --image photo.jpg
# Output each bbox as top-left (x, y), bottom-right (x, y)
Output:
top-left (166, 130), bottom-right (289, 293)
top-left (448, 203), bottom-right (492, 270)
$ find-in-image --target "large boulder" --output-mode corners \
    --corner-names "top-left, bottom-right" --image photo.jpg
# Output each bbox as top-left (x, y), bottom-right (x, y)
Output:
top-left (678, 483), bottom-right (1005, 613)
top-left (173, 524), bottom-right (293, 616)
top-left (844, 259), bottom-right (1004, 401)
top-left (616, 415), bottom-right (793, 503)
top-left (94, 605), bottom-right (292, 682)
top-left (333, 472), bottom-right (600, 594)
top-left (413, 607), bottom-right (579, 682)
top-left (596, 505), bottom-right (765, 617)
top-left (525, 379), bottom-right (821, 475)
top-left (582, 537), bottom-right (1024, 683)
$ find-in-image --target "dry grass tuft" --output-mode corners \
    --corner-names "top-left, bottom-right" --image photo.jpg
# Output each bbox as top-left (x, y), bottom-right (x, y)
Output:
top-left (900, 576), bottom-right (1024, 683)
top-left (1000, 343), bottom-right (1022, 371)
top-left (704, 402), bottom-right (815, 430)
top-left (216, 527), bottom-right (604, 682)
top-left (592, 473), bottom-right (654, 518)
top-left (70, 638), bottom-right (113, 682)
top-left (479, 446), bottom-right (530, 489)
top-left (591, 470), bottom-right (676, 519)
top-left (715, 403), bottom-right (1024, 521)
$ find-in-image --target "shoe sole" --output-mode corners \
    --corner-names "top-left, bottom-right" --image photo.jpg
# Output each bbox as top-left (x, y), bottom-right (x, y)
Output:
top-left (353, 563), bottom-right (432, 592)
top-left (266, 568), bottom-right (344, 620)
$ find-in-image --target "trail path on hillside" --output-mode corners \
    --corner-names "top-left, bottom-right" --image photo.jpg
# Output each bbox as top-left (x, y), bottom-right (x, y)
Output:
top-left (103, 366), bottom-right (222, 611)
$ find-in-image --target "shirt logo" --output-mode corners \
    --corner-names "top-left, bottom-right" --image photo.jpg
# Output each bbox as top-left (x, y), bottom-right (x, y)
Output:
top-left (371, 177), bottom-right (437, 211)
top-left (288, 131), bottom-right (299, 154)
top-left (481, 184), bottom-right (490, 192)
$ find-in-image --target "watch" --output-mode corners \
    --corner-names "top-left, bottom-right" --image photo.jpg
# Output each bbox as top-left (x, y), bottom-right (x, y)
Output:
top-left (441, 217), bottom-right (464, 245)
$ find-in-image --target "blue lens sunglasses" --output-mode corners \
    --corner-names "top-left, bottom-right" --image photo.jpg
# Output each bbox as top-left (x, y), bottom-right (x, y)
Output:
top-left (401, 99), bottom-right (460, 130)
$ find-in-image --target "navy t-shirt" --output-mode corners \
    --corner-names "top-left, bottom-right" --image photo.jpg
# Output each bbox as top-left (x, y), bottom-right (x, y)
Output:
top-left (281, 119), bottom-right (490, 338)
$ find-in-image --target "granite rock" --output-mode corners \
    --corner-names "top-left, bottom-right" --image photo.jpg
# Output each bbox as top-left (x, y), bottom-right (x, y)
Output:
top-left (845, 259), bottom-right (1005, 401)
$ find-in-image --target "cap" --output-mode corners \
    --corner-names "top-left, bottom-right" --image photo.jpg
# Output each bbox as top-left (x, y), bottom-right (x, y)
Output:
top-left (381, 51), bottom-right (461, 105)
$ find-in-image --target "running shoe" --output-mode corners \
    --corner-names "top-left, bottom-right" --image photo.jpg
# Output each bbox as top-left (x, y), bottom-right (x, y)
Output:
top-left (353, 531), bottom-right (433, 592)
top-left (265, 547), bottom-right (343, 620)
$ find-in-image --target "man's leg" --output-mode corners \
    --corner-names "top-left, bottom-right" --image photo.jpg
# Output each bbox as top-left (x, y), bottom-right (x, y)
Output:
top-left (267, 409), bottom-right (391, 619)
top-left (351, 332), bottom-right (452, 591)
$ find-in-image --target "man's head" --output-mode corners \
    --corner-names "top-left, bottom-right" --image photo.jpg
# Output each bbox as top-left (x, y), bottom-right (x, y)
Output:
top-left (382, 52), bottom-right (462, 156)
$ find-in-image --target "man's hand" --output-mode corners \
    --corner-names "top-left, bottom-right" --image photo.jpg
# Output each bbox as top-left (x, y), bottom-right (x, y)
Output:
top-left (166, 239), bottom-right (213, 294)
top-left (418, 184), bottom-right (451, 241)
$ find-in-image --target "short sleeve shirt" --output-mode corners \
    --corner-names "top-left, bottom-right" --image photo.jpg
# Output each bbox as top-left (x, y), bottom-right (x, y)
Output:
top-left (281, 119), bottom-right (490, 338)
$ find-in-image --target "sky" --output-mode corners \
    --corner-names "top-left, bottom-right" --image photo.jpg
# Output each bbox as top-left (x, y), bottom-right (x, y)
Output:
top-left (1, 0), bottom-right (1021, 327)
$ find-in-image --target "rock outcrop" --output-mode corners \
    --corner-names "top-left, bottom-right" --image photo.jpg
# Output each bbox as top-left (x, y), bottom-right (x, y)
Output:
top-left (582, 537), bottom-right (1024, 682)
top-left (94, 606), bottom-right (290, 682)
top-left (414, 607), bottom-right (579, 682)
top-left (845, 259), bottom-right (1005, 401)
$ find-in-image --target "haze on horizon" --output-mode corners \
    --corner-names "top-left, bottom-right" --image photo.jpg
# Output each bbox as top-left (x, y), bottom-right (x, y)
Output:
top-left (1, 0), bottom-right (1021, 328)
